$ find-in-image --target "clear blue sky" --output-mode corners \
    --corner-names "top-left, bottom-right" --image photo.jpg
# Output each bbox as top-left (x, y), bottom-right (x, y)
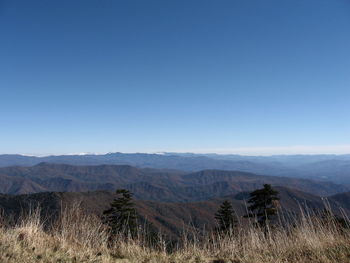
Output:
top-left (1, 0), bottom-right (350, 155)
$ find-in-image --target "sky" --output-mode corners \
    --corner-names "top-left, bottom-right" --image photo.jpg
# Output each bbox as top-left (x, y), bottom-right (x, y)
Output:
top-left (1, 0), bottom-right (350, 156)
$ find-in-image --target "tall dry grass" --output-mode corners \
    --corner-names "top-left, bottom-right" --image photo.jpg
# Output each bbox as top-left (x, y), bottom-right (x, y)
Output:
top-left (0, 203), bottom-right (350, 263)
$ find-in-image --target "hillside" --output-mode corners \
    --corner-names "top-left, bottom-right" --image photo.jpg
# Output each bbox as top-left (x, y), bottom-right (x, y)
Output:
top-left (1, 187), bottom-right (349, 238)
top-left (2, 153), bottom-right (350, 184)
top-left (0, 163), bottom-right (348, 200)
top-left (2, 196), bottom-right (350, 263)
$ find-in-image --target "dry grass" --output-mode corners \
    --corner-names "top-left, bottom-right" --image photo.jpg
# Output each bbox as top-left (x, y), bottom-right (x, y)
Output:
top-left (1, 204), bottom-right (350, 263)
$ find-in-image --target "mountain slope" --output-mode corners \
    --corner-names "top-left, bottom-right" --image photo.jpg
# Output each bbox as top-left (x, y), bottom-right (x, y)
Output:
top-left (2, 153), bottom-right (350, 184)
top-left (0, 163), bottom-right (348, 200)
top-left (1, 187), bottom-right (349, 238)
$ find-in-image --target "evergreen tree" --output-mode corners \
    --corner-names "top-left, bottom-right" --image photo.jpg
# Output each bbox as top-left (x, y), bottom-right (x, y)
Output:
top-left (103, 189), bottom-right (138, 237)
top-left (246, 184), bottom-right (279, 227)
top-left (215, 200), bottom-right (237, 233)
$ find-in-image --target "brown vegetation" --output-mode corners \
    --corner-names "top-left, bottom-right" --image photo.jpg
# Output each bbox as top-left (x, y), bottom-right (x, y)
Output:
top-left (1, 203), bottom-right (350, 263)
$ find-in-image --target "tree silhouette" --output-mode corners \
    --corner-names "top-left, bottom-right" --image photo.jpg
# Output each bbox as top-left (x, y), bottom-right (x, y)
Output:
top-left (246, 184), bottom-right (279, 227)
top-left (103, 189), bottom-right (138, 237)
top-left (215, 200), bottom-right (238, 233)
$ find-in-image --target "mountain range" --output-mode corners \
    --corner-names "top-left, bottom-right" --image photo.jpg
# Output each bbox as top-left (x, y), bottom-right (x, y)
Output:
top-left (1, 152), bottom-right (350, 184)
top-left (1, 157), bottom-right (350, 238)
top-left (0, 163), bottom-right (348, 200)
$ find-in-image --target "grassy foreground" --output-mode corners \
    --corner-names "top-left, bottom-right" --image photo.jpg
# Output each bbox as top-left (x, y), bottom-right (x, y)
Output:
top-left (1, 205), bottom-right (350, 263)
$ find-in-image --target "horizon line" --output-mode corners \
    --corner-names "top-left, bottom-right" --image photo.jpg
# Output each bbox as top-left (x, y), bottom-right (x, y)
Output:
top-left (2, 145), bottom-right (350, 157)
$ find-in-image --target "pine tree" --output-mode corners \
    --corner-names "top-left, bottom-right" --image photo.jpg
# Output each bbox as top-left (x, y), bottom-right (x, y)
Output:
top-left (103, 189), bottom-right (138, 237)
top-left (246, 184), bottom-right (279, 227)
top-left (215, 200), bottom-right (237, 233)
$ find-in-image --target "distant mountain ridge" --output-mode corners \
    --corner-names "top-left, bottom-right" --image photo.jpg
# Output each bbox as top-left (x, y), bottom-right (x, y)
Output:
top-left (1, 152), bottom-right (350, 183)
top-left (0, 163), bottom-right (348, 200)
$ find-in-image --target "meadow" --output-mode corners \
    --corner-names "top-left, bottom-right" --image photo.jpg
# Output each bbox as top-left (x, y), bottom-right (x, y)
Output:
top-left (1, 203), bottom-right (350, 263)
